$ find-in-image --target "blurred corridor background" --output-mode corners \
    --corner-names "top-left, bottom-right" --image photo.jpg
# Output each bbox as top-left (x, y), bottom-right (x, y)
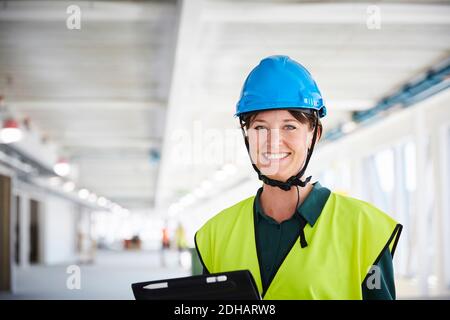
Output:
top-left (0, 0), bottom-right (449, 299)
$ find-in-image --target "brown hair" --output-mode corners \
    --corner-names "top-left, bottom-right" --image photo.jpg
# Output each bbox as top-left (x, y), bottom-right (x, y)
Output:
top-left (240, 109), bottom-right (322, 140)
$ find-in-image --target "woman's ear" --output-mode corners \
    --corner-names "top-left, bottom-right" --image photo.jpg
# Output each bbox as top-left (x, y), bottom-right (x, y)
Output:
top-left (316, 125), bottom-right (322, 142)
top-left (308, 125), bottom-right (322, 149)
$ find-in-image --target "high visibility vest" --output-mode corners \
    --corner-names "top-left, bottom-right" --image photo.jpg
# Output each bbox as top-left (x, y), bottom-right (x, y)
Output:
top-left (195, 192), bottom-right (402, 300)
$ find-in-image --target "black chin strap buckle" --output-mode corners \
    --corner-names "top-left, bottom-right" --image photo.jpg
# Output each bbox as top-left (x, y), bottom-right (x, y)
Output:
top-left (299, 217), bottom-right (308, 248)
top-left (257, 170), bottom-right (312, 191)
top-left (299, 230), bottom-right (308, 248)
top-left (258, 173), bottom-right (311, 191)
top-left (288, 175), bottom-right (312, 188)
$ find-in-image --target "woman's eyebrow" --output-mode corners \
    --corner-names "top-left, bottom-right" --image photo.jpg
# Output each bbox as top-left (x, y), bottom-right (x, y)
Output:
top-left (252, 119), bottom-right (267, 123)
top-left (252, 119), bottom-right (298, 123)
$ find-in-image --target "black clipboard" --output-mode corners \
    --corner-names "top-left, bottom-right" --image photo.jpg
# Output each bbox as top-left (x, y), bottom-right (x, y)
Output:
top-left (131, 270), bottom-right (261, 300)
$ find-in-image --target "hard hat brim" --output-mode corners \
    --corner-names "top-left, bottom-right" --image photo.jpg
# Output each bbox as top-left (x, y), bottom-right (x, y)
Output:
top-left (235, 104), bottom-right (327, 118)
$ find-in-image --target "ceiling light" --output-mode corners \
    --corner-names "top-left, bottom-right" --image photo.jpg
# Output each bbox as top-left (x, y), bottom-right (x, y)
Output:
top-left (97, 197), bottom-right (107, 207)
top-left (1, 119), bottom-right (23, 144)
top-left (78, 188), bottom-right (90, 199)
top-left (201, 180), bottom-right (213, 190)
top-left (88, 193), bottom-right (97, 203)
top-left (63, 181), bottom-right (75, 192)
top-left (54, 158), bottom-right (71, 177)
top-left (214, 170), bottom-right (227, 181)
top-left (194, 188), bottom-right (206, 198)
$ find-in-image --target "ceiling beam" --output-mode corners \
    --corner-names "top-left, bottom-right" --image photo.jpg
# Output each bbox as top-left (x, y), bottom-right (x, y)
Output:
top-left (155, 0), bottom-right (204, 207)
top-left (8, 100), bottom-right (166, 111)
top-left (59, 137), bottom-right (160, 150)
top-left (0, 1), bottom-right (176, 22)
top-left (202, 2), bottom-right (450, 25)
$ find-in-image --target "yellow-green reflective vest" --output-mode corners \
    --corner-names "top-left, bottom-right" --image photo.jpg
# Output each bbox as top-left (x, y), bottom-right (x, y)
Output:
top-left (195, 192), bottom-right (402, 300)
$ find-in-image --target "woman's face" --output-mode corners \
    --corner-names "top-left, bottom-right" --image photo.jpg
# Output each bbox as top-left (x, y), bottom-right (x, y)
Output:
top-left (247, 109), bottom-right (315, 182)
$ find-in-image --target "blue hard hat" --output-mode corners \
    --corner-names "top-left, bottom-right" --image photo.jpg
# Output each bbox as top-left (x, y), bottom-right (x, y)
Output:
top-left (235, 55), bottom-right (327, 118)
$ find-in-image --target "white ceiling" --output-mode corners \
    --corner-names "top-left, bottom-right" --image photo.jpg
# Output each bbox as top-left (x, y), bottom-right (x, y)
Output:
top-left (0, 0), bottom-right (449, 210)
top-left (0, 0), bottom-right (177, 208)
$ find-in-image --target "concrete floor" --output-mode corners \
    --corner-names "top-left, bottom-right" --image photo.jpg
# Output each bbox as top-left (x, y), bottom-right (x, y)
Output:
top-left (0, 249), bottom-right (190, 300)
top-left (1, 249), bottom-right (449, 300)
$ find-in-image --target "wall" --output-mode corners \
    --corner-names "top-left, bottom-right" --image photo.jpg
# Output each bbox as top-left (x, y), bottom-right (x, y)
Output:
top-left (41, 195), bottom-right (78, 265)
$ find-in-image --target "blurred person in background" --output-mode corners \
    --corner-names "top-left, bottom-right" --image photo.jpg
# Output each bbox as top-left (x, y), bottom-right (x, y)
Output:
top-left (160, 224), bottom-right (170, 267)
top-left (175, 223), bottom-right (188, 266)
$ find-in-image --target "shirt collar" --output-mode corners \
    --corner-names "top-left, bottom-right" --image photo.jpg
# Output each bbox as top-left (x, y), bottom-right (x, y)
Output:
top-left (254, 182), bottom-right (331, 227)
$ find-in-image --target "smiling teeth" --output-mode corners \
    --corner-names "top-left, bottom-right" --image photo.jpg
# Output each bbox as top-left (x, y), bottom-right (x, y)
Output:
top-left (263, 153), bottom-right (290, 159)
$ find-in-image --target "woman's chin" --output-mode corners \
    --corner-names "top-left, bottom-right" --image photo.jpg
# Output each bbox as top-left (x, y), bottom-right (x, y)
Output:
top-left (260, 172), bottom-right (291, 182)
top-left (257, 163), bottom-right (297, 182)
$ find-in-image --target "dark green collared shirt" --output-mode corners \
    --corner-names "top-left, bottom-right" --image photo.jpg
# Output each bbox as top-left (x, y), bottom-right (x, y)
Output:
top-left (254, 182), bottom-right (396, 300)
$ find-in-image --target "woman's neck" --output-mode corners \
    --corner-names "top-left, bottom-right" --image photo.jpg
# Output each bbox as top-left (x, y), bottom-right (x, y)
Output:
top-left (260, 182), bottom-right (313, 223)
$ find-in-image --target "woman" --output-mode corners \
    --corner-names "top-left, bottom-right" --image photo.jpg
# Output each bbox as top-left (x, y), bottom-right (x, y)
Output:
top-left (195, 55), bottom-right (402, 300)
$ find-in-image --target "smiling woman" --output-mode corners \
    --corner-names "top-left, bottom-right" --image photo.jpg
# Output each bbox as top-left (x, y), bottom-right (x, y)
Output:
top-left (241, 109), bottom-right (322, 184)
top-left (194, 55), bottom-right (402, 300)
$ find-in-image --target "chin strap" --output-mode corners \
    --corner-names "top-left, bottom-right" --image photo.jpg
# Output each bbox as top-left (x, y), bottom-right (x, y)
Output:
top-left (295, 185), bottom-right (308, 248)
top-left (240, 111), bottom-right (319, 192)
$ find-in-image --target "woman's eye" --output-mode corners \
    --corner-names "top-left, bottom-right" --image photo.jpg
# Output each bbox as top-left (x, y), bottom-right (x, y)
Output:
top-left (285, 125), bottom-right (296, 130)
top-left (254, 125), bottom-right (267, 130)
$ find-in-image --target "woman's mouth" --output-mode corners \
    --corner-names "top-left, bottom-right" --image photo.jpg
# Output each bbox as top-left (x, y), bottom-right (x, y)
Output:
top-left (262, 152), bottom-right (291, 161)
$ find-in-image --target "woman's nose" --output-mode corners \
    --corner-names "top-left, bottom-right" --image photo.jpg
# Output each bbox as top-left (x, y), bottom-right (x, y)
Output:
top-left (267, 129), bottom-right (282, 151)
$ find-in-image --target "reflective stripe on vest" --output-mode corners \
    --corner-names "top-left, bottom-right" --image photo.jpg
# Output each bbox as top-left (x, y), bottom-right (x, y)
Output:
top-left (195, 192), bottom-right (401, 300)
